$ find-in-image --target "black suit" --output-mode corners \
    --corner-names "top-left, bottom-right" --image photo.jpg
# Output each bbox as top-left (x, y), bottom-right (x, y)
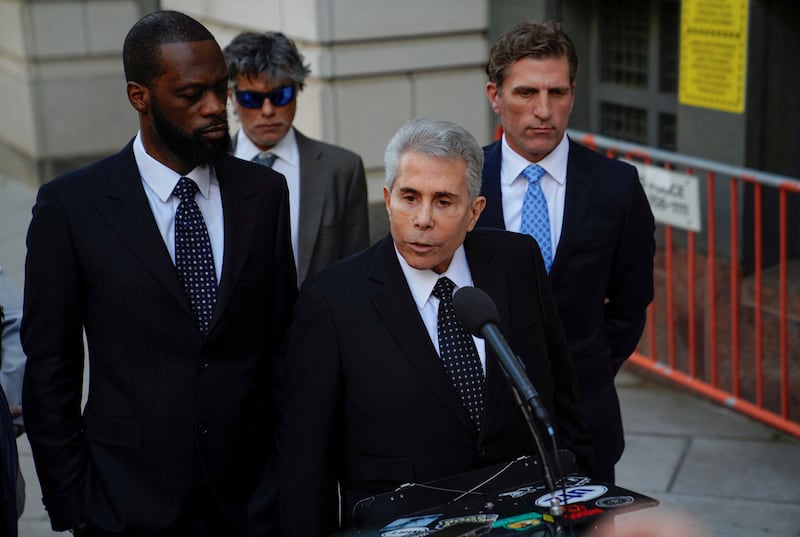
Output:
top-left (279, 229), bottom-right (592, 537)
top-left (478, 138), bottom-right (655, 482)
top-left (21, 142), bottom-right (297, 535)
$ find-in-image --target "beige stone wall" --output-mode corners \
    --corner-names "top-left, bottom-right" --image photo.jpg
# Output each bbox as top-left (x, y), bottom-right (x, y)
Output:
top-left (0, 0), bottom-right (148, 186)
top-left (0, 0), bottom-right (493, 198)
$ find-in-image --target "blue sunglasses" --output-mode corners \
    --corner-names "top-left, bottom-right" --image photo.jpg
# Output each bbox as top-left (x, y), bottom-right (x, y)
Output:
top-left (234, 85), bottom-right (296, 109)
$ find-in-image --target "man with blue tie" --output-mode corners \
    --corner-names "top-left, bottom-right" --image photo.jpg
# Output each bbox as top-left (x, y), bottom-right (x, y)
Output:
top-left (478, 21), bottom-right (656, 483)
top-left (22, 11), bottom-right (296, 535)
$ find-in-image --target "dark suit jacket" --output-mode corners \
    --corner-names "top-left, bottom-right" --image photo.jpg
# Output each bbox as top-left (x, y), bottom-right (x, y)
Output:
top-left (21, 142), bottom-right (297, 534)
top-left (478, 138), bottom-right (655, 481)
top-left (279, 230), bottom-right (592, 537)
top-left (295, 130), bottom-right (370, 283)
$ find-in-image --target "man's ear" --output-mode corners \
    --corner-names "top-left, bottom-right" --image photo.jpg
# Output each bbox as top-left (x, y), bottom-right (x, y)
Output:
top-left (467, 195), bottom-right (486, 231)
top-left (127, 81), bottom-right (150, 113)
top-left (486, 82), bottom-right (501, 115)
top-left (383, 186), bottom-right (392, 217)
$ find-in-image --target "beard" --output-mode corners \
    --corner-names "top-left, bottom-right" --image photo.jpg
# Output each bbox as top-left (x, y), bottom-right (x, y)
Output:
top-left (150, 97), bottom-right (231, 168)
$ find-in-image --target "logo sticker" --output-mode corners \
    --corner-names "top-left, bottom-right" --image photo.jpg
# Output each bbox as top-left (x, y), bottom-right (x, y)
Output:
top-left (380, 514), bottom-right (442, 537)
top-left (561, 504), bottom-right (605, 521)
top-left (556, 476), bottom-right (591, 488)
top-left (596, 496), bottom-right (635, 509)
top-left (493, 512), bottom-right (555, 531)
top-left (534, 485), bottom-right (608, 507)
top-left (435, 514), bottom-right (498, 529)
top-left (381, 529), bottom-right (430, 537)
top-left (498, 484), bottom-right (547, 499)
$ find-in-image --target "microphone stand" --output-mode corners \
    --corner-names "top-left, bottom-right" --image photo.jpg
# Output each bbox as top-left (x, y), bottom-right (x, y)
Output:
top-left (451, 286), bottom-right (571, 525)
top-left (479, 324), bottom-right (564, 518)
top-left (499, 357), bottom-right (563, 519)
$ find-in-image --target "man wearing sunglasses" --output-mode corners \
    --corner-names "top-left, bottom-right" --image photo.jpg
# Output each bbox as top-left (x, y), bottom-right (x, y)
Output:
top-left (224, 32), bottom-right (370, 284)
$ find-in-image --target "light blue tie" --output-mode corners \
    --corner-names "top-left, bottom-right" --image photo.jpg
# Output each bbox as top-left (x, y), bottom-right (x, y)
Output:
top-left (519, 164), bottom-right (553, 272)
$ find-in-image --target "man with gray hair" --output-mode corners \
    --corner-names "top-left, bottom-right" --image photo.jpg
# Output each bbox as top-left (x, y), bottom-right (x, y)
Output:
top-left (279, 118), bottom-right (592, 537)
top-left (224, 31), bottom-right (369, 283)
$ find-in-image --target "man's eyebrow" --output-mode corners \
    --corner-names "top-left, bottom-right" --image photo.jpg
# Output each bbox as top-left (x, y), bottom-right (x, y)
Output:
top-left (433, 191), bottom-right (459, 198)
top-left (397, 186), bottom-right (420, 195)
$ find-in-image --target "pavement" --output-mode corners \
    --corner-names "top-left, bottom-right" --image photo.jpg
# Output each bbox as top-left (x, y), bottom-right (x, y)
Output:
top-left (1, 174), bottom-right (799, 536)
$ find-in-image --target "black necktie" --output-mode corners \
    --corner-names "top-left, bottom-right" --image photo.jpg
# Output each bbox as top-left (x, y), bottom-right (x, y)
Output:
top-left (432, 276), bottom-right (486, 430)
top-left (173, 177), bottom-right (218, 335)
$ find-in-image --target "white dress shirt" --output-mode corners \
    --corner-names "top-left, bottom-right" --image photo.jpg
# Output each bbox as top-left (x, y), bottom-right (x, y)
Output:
top-left (500, 133), bottom-right (570, 254)
top-left (133, 132), bottom-right (224, 283)
top-left (395, 244), bottom-right (487, 374)
top-left (233, 128), bottom-right (301, 268)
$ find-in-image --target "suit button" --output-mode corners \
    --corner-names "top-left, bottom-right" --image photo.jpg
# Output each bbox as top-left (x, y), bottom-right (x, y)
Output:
top-left (199, 359), bottom-right (209, 369)
top-left (197, 425), bottom-right (208, 436)
top-left (476, 448), bottom-right (486, 457)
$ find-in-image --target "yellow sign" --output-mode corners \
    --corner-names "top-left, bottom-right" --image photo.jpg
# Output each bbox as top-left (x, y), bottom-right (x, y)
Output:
top-left (679, 0), bottom-right (749, 113)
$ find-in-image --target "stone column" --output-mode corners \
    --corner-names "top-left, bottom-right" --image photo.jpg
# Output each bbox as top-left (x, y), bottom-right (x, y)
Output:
top-left (0, 0), bottom-right (156, 186)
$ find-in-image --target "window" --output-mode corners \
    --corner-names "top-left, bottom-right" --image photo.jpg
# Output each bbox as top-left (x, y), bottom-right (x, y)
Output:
top-left (600, 1), bottom-right (650, 87)
top-left (601, 102), bottom-right (648, 144)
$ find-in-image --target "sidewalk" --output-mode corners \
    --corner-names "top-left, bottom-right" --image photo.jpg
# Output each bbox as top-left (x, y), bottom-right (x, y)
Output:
top-left (2, 176), bottom-right (799, 536)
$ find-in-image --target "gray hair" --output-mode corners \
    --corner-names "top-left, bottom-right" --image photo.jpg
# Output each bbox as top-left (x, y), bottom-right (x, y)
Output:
top-left (384, 119), bottom-right (484, 200)
top-left (223, 31), bottom-right (310, 89)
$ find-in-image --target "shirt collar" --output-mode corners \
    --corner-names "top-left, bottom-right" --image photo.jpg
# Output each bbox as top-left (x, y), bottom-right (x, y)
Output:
top-left (236, 126), bottom-right (299, 167)
top-left (133, 132), bottom-right (213, 201)
top-left (394, 242), bottom-right (473, 310)
top-left (500, 133), bottom-right (569, 186)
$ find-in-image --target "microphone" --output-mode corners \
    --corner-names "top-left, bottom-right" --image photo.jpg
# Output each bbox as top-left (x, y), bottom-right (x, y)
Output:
top-left (452, 286), bottom-right (552, 431)
top-left (453, 285), bottom-right (565, 518)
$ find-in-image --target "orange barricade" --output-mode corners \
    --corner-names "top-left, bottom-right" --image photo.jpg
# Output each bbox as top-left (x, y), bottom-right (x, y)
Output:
top-left (568, 129), bottom-right (800, 438)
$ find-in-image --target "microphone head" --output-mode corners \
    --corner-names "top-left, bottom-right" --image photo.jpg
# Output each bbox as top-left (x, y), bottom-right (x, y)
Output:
top-left (453, 286), bottom-right (501, 336)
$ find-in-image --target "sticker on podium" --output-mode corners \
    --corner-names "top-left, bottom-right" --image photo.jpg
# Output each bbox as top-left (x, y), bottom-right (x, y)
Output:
top-left (380, 514), bottom-right (442, 536)
top-left (596, 495), bottom-right (635, 509)
top-left (434, 514), bottom-right (498, 529)
top-left (534, 485), bottom-right (608, 507)
top-left (493, 511), bottom-right (555, 531)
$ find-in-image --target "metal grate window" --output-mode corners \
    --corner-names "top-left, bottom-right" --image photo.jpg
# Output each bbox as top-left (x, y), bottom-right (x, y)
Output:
top-left (658, 113), bottom-right (677, 151)
top-left (600, 1), bottom-right (650, 87)
top-left (659, 0), bottom-right (680, 93)
top-left (601, 102), bottom-right (648, 144)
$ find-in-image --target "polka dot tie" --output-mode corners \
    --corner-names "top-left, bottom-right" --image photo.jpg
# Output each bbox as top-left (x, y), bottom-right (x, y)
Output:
top-left (173, 177), bottom-right (218, 336)
top-left (519, 164), bottom-right (553, 272)
top-left (252, 152), bottom-right (277, 168)
top-left (432, 276), bottom-right (485, 431)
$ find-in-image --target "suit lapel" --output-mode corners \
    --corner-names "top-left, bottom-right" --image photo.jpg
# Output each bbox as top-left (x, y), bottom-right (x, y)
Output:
top-left (368, 238), bottom-right (477, 434)
top-left (208, 156), bottom-right (260, 335)
top-left (95, 142), bottom-right (193, 317)
top-left (295, 131), bottom-right (329, 282)
top-left (550, 138), bottom-right (592, 283)
top-left (464, 233), bottom-right (512, 439)
top-left (478, 141), bottom-right (506, 229)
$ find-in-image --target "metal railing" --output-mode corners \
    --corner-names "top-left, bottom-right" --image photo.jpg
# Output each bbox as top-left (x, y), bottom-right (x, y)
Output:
top-left (568, 129), bottom-right (800, 438)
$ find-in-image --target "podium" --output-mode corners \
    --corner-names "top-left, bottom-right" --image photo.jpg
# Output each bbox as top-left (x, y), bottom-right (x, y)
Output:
top-left (334, 453), bottom-right (658, 536)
